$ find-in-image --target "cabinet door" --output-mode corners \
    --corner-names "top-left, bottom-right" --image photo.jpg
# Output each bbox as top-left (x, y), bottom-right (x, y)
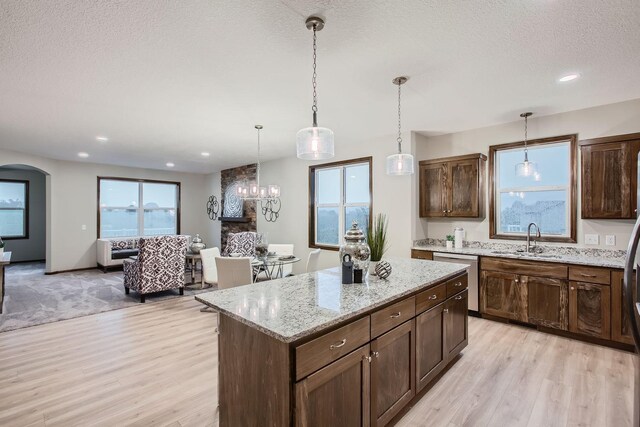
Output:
top-left (415, 303), bottom-right (445, 392)
top-left (445, 290), bottom-right (468, 359)
top-left (448, 159), bottom-right (480, 217)
top-left (419, 162), bottom-right (448, 217)
top-left (581, 142), bottom-right (633, 219)
top-left (525, 275), bottom-right (569, 330)
top-left (370, 320), bottom-right (415, 427)
top-left (480, 270), bottom-right (526, 321)
top-left (569, 281), bottom-right (611, 340)
top-left (611, 271), bottom-right (637, 345)
top-left (296, 345), bottom-right (370, 427)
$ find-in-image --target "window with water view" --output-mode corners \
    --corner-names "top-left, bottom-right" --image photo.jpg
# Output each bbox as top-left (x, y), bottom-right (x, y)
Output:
top-left (0, 180), bottom-right (28, 239)
top-left (310, 158), bottom-right (372, 248)
top-left (99, 178), bottom-right (179, 238)
top-left (491, 136), bottom-right (576, 242)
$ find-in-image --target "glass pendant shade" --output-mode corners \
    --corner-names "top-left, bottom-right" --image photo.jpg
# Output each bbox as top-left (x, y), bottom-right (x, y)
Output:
top-left (515, 160), bottom-right (537, 177)
top-left (268, 185), bottom-right (280, 197)
top-left (248, 181), bottom-right (259, 197)
top-left (386, 153), bottom-right (415, 175)
top-left (296, 126), bottom-right (334, 160)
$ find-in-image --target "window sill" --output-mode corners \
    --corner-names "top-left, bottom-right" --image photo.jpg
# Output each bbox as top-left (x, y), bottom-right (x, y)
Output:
top-left (310, 243), bottom-right (340, 252)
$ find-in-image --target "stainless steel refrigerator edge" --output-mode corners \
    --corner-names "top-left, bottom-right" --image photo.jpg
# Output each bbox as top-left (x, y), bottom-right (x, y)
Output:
top-left (433, 253), bottom-right (479, 313)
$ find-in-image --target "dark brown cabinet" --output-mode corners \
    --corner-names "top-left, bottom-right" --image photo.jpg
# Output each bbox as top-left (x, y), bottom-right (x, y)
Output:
top-left (445, 290), bottom-right (469, 357)
top-left (415, 304), bottom-right (445, 391)
top-left (580, 133), bottom-right (640, 219)
top-left (611, 270), bottom-right (637, 345)
top-left (296, 344), bottom-right (371, 427)
top-left (480, 270), bottom-right (526, 321)
top-left (525, 275), bottom-right (569, 330)
top-left (419, 154), bottom-right (486, 218)
top-left (569, 281), bottom-right (611, 340)
top-left (370, 320), bottom-right (416, 427)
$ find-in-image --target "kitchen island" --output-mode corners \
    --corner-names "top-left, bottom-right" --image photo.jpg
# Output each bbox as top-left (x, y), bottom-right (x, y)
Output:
top-left (196, 257), bottom-right (468, 427)
top-left (0, 252), bottom-right (11, 314)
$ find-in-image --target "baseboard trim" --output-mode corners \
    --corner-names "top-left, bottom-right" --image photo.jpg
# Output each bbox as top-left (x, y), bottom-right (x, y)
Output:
top-left (6, 259), bottom-right (46, 264)
top-left (45, 266), bottom-right (100, 275)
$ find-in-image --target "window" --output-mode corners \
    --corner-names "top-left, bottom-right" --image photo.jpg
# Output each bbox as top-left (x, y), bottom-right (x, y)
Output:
top-left (0, 179), bottom-right (28, 239)
top-left (309, 157), bottom-right (372, 250)
top-left (489, 135), bottom-right (577, 243)
top-left (98, 178), bottom-right (180, 238)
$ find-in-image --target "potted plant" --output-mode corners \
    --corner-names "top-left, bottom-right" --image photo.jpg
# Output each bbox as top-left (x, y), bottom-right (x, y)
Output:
top-left (446, 234), bottom-right (454, 249)
top-left (367, 213), bottom-right (389, 276)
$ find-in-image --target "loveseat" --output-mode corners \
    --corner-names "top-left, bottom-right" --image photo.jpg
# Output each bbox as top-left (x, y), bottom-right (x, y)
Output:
top-left (97, 235), bottom-right (191, 272)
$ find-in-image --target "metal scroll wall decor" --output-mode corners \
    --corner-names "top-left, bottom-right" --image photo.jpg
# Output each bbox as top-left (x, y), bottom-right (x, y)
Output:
top-left (260, 197), bottom-right (281, 223)
top-left (206, 195), bottom-right (219, 220)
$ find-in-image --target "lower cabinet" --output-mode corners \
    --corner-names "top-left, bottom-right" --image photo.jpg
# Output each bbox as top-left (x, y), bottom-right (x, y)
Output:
top-left (445, 290), bottom-right (469, 358)
top-left (611, 270), bottom-right (637, 345)
top-left (370, 320), bottom-right (416, 427)
top-left (480, 270), bottom-right (526, 321)
top-left (525, 276), bottom-right (569, 330)
top-left (569, 281), bottom-right (611, 340)
top-left (295, 344), bottom-right (371, 427)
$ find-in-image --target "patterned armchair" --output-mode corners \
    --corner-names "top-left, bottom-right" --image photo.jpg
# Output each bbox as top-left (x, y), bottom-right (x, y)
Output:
top-left (123, 235), bottom-right (188, 303)
top-left (223, 232), bottom-right (258, 257)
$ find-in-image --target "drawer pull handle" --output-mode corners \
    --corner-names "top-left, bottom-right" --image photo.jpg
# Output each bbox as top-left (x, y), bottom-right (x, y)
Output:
top-left (455, 282), bottom-right (463, 287)
top-left (372, 351), bottom-right (379, 358)
top-left (428, 295), bottom-right (438, 300)
top-left (330, 339), bottom-right (347, 350)
top-left (580, 273), bottom-right (597, 278)
top-left (390, 312), bottom-right (402, 318)
top-left (455, 295), bottom-right (463, 300)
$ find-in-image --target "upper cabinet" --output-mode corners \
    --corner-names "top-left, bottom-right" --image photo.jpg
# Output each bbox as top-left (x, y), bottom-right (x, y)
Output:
top-left (580, 133), bottom-right (640, 219)
top-left (419, 154), bottom-right (487, 218)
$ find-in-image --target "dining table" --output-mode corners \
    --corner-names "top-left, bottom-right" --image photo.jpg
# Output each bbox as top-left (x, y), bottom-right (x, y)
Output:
top-left (251, 255), bottom-right (301, 281)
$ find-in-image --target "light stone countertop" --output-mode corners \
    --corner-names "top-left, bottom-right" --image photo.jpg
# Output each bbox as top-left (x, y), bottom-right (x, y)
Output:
top-left (412, 244), bottom-right (627, 269)
top-left (195, 257), bottom-right (467, 343)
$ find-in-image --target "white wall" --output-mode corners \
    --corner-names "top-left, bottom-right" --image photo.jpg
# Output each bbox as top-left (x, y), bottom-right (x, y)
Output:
top-left (0, 148), bottom-right (212, 272)
top-left (201, 171), bottom-right (222, 250)
top-left (0, 168), bottom-right (46, 262)
top-left (257, 132), bottom-right (416, 274)
top-left (414, 98), bottom-right (640, 250)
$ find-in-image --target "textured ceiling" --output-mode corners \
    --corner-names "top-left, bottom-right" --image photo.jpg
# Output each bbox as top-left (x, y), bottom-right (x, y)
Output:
top-left (1, 0), bottom-right (639, 173)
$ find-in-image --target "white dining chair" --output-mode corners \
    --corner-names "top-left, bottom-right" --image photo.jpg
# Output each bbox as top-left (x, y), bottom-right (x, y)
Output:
top-left (215, 257), bottom-right (253, 289)
top-left (306, 249), bottom-right (321, 273)
top-left (199, 247), bottom-right (220, 288)
top-left (268, 243), bottom-right (295, 277)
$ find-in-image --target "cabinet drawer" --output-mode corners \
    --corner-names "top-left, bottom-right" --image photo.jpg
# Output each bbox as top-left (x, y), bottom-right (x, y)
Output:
top-left (569, 266), bottom-right (610, 285)
top-left (371, 297), bottom-right (416, 338)
top-left (481, 257), bottom-right (567, 279)
top-left (296, 316), bottom-right (370, 381)
top-left (416, 283), bottom-right (446, 314)
top-left (411, 249), bottom-right (433, 260)
top-left (446, 274), bottom-right (468, 297)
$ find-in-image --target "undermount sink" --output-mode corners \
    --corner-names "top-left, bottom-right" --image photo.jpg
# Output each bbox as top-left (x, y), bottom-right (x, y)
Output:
top-left (490, 250), bottom-right (514, 255)
top-left (490, 250), bottom-right (561, 260)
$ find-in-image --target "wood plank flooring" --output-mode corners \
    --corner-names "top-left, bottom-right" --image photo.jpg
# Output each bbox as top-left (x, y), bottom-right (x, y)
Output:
top-left (0, 297), bottom-right (635, 426)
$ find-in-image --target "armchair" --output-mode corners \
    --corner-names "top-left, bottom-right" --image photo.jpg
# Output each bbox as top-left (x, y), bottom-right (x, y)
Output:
top-left (123, 235), bottom-right (188, 303)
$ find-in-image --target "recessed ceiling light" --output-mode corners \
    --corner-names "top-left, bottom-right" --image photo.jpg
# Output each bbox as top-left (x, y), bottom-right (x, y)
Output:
top-left (96, 136), bottom-right (109, 142)
top-left (201, 152), bottom-right (210, 157)
top-left (558, 73), bottom-right (580, 82)
top-left (166, 162), bottom-right (175, 168)
top-left (77, 152), bottom-right (89, 158)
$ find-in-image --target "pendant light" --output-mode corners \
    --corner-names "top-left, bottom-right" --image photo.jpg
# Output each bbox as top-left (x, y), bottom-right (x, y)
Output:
top-left (386, 76), bottom-right (414, 175)
top-left (236, 126), bottom-right (281, 222)
top-left (296, 16), bottom-right (334, 160)
top-left (515, 112), bottom-right (537, 177)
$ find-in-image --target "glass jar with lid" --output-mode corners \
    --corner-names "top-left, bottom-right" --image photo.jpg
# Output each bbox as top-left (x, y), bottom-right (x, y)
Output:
top-left (339, 221), bottom-right (371, 279)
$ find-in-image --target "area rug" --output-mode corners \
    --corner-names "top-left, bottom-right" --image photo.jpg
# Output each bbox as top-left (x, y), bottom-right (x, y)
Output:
top-left (0, 262), bottom-right (213, 333)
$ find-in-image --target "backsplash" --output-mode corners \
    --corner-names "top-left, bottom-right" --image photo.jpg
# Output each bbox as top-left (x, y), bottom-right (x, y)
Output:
top-left (414, 238), bottom-right (627, 259)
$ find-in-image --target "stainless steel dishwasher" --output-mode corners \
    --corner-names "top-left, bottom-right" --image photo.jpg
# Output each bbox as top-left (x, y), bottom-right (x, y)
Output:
top-left (433, 252), bottom-right (479, 314)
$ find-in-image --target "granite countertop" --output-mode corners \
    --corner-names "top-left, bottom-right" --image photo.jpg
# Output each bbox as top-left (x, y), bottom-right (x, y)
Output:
top-left (412, 244), bottom-right (627, 269)
top-left (195, 258), bottom-right (467, 343)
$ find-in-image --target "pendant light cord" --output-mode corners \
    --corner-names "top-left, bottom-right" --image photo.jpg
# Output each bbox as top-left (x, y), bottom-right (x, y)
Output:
top-left (397, 82), bottom-right (403, 153)
top-left (256, 126), bottom-right (261, 188)
top-left (311, 24), bottom-right (318, 126)
top-left (523, 114), bottom-right (529, 161)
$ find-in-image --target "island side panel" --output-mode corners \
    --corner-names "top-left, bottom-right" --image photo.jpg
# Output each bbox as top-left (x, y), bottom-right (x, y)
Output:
top-left (219, 314), bottom-right (292, 426)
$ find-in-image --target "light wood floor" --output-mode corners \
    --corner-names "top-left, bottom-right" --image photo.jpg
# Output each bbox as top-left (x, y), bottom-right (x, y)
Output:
top-left (0, 298), bottom-right (635, 427)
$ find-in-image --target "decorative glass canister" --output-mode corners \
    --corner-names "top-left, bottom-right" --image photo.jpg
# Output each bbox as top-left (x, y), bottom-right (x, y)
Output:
top-left (339, 221), bottom-right (371, 278)
top-left (190, 234), bottom-right (206, 254)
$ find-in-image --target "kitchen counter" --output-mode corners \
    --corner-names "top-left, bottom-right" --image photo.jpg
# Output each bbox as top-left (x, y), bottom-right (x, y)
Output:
top-left (412, 244), bottom-right (627, 269)
top-left (196, 257), bottom-right (467, 343)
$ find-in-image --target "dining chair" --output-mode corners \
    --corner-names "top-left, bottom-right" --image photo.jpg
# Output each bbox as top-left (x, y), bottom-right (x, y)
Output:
top-left (215, 257), bottom-right (253, 289)
top-left (199, 247), bottom-right (221, 288)
top-left (268, 243), bottom-right (295, 277)
top-left (306, 248), bottom-right (322, 273)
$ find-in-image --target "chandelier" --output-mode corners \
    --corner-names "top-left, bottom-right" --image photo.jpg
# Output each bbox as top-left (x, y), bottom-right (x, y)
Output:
top-left (237, 125), bottom-right (281, 222)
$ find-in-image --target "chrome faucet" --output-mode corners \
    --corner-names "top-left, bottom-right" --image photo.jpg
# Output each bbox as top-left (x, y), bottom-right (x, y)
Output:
top-left (526, 222), bottom-right (541, 253)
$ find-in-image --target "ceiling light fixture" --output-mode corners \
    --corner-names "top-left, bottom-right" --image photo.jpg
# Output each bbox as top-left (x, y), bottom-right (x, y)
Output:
top-left (386, 76), bottom-right (414, 175)
top-left (201, 152), bottom-right (210, 157)
top-left (237, 125), bottom-right (281, 222)
top-left (296, 16), bottom-right (334, 160)
top-left (558, 73), bottom-right (580, 82)
top-left (166, 162), bottom-right (175, 168)
top-left (77, 152), bottom-right (89, 158)
top-left (95, 136), bottom-right (109, 142)
top-left (515, 112), bottom-right (537, 177)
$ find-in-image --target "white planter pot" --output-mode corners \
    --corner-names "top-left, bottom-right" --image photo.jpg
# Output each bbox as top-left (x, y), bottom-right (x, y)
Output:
top-left (369, 261), bottom-right (379, 276)
top-left (446, 241), bottom-right (453, 250)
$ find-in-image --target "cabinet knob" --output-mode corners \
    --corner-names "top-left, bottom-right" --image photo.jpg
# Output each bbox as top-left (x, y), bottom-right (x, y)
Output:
top-left (455, 295), bottom-right (463, 300)
top-left (571, 286), bottom-right (575, 291)
top-left (363, 355), bottom-right (372, 363)
top-left (455, 282), bottom-right (462, 287)
top-left (390, 312), bottom-right (402, 318)
top-left (442, 210), bottom-right (447, 213)
top-left (330, 339), bottom-right (347, 350)
top-left (514, 279), bottom-right (519, 283)
top-left (444, 308), bottom-right (449, 313)
top-left (428, 295), bottom-right (438, 300)
top-left (372, 351), bottom-right (379, 358)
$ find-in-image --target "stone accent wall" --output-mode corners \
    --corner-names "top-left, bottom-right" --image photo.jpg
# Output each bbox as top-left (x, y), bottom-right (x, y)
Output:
top-left (221, 164), bottom-right (257, 251)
